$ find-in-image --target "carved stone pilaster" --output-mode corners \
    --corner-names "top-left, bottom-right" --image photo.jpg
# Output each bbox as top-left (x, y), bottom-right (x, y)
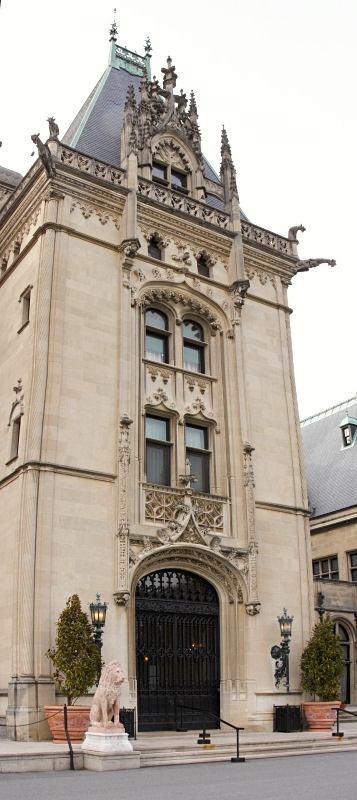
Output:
top-left (115, 415), bottom-right (133, 605)
top-left (243, 443), bottom-right (261, 615)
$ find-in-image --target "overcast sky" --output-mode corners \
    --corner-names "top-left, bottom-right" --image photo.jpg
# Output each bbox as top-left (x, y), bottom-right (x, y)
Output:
top-left (1, 0), bottom-right (356, 420)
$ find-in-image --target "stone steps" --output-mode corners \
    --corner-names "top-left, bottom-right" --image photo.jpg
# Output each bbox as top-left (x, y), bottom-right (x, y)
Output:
top-left (139, 737), bottom-right (357, 767)
top-left (1, 727), bottom-right (357, 772)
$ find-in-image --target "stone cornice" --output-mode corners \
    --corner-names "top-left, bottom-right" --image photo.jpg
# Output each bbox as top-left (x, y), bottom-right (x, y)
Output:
top-left (246, 291), bottom-right (292, 314)
top-left (0, 222), bottom-right (120, 289)
top-left (0, 460), bottom-right (116, 489)
top-left (255, 499), bottom-right (310, 516)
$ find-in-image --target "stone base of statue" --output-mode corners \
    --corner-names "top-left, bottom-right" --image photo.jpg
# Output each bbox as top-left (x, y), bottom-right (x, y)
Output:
top-left (82, 726), bottom-right (140, 771)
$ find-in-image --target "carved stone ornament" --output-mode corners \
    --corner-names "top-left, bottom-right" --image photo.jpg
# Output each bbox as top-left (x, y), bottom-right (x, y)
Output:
top-left (8, 379), bottom-right (24, 426)
top-left (137, 481), bottom-right (260, 612)
top-left (136, 288), bottom-right (222, 333)
top-left (115, 415), bottom-right (133, 606)
top-left (119, 238), bottom-right (141, 259)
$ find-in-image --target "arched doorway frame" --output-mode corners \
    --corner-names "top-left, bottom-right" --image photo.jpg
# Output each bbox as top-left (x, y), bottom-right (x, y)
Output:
top-left (332, 616), bottom-right (355, 705)
top-left (127, 543), bottom-right (248, 728)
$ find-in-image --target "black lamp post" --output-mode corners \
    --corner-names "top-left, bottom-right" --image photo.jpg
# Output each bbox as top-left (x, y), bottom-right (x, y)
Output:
top-left (90, 592), bottom-right (108, 655)
top-left (270, 608), bottom-right (294, 693)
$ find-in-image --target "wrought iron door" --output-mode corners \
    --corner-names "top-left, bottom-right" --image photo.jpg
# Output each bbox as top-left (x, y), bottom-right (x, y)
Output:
top-left (136, 569), bottom-right (220, 731)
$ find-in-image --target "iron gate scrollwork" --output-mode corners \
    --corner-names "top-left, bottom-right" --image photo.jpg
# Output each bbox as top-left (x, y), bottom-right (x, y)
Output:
top-left (135, 568), bottom-right (220, 731)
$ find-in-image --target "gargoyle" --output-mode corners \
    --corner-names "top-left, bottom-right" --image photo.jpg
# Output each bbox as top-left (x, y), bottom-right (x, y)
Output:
top-left (31, 133), bottom-right (56, 178)
top-left (295, 258), bottom-right (336, 273)
top-left (288, 224), bottom-right (306, 242)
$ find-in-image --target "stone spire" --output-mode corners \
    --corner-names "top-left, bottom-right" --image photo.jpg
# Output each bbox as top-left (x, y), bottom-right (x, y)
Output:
top-left (220, 126), bottom-right (238, 205)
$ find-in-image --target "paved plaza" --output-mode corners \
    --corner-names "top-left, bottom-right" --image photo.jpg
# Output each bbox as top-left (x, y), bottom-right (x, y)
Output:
top-left (1, 753), bottom-right (357, 800)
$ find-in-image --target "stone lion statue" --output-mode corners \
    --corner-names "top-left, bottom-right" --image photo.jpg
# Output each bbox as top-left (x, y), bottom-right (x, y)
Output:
top-left (90, 661), bottom-right (125, 728)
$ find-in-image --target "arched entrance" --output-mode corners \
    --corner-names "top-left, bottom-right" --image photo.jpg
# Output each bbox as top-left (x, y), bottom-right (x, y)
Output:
top-left (334, 621), bottom-right (351, 704)
top-left (135, 568), bottom-right (220, 731)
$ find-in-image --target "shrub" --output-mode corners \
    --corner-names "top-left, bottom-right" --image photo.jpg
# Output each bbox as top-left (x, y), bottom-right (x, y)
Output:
top-left (47, 594), bottom-right (102, 706)
top-left (300, 614), bottom-right (344, 701)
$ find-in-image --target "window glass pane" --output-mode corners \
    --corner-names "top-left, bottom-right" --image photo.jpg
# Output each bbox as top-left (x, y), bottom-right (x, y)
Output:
top-left (350, 553), bottom-right (357, 567)
top-left (186, 450), bottom-right (209, 493)
top-left (146, 332), bottom-right (167, 362)
top-left (146, 442), bottom-right (170, 485)
top-left (183, 343), bottom-right (202, 372)
top-left (171, 170), bottom-right (187, 189)
top-left (146, 416), bottom-right (169, 441)
top-left (186, 425), bottom-right (207, 450)
top-left (146, 309), bottom-right (167, 330)
top-left (312, 561), bottom-right (320, 576)
top-left (183, 320), bottom-right (203, 340)
top-left (321, 559), bottom-right (329, 574)
top-left (331, 557), bottom-right (338, 572)
top-left (152, 162), bottom-right (167, 181)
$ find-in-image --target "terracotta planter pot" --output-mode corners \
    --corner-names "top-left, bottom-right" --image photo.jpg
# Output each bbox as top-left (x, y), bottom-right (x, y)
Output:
top-left (302, 701), bottom-right (340, 731)
top-left (44, 705), bottom-right (91, 742)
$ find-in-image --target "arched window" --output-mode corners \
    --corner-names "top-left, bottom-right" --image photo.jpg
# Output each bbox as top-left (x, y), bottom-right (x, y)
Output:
top-left (145, 308), bottom-right (169, 363)
top-left (148, 236), bottom-right (162, 261)
top-left (183, 320), bottom-right (205, 373)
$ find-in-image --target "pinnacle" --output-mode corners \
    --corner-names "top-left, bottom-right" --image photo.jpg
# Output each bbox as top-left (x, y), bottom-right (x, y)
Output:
top-left (124, 83), bottom-right (136, 111)
top-left (189, 91), bottom-right (198, 117)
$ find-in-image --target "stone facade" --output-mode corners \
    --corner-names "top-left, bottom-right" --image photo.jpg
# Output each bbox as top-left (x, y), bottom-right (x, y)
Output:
top-left (302, 399), bottom-right (357, 704)
top-left (0, 31), bottom-right (319, 739)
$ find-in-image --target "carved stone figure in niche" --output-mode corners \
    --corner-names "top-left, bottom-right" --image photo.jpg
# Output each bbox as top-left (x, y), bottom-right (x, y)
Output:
top-left (89, 661), bottom-right (125, 729)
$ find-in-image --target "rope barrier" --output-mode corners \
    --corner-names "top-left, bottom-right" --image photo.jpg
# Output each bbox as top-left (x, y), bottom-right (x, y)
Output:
top-left (0, 709), bottom-right (63, 728)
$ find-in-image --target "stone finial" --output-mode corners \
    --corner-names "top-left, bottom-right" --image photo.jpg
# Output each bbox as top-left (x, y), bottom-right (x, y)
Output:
top-left (144, 36), bottom-right (152, 55)
top-left (109, 9), bottom-right (118, 42)
top-left (221, 126), bottom-right (232, 158)
top-left (189, 91), bottom-right (198, 120)
top-left (161, 56), bottom-right (177, 90)
top-left (220, 126), bottom-right (237, 198)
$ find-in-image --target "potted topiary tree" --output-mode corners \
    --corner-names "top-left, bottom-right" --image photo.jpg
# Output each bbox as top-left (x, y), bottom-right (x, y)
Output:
top-left (44, 594), bottom-right (102, 742)
top-left (300, 614), bottom-right (344, 730)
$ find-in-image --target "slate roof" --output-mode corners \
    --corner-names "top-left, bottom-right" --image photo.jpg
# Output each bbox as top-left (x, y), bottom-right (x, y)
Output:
top-left (62, 61), bottom-right (223, 183)
top-left (301, 397), bottom-right (357, 518)
top-left (0, 166), bottom-right (23, 187)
